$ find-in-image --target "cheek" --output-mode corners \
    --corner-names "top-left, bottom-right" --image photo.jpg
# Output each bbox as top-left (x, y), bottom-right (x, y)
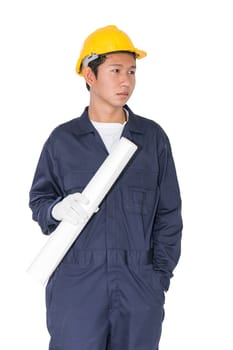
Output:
top-left (131, 75), bottom-right (136, 85)
top-left (129, 78), bottom-right (136, 93)
top-left (99, 77), bottom-right (116, 92)
top-left (94, 76), bottom-right (108, 91)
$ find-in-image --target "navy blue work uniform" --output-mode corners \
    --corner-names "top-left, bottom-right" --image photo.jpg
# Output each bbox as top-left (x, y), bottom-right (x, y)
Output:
top-left (29, 105), bottom-right (182, 350)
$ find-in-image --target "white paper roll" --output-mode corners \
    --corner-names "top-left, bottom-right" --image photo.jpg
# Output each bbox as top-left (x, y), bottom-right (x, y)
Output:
top-left (27, 137), bottom-right (137, 285)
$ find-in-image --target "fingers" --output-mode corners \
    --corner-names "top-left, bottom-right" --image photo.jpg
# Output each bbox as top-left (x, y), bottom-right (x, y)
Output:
top-left (64, 194), bottom-right (89, 225)
top-left (55, 192), bottom-right (98, 225)
top-left (63, 209), bottom-right (86, 225)
top-left (72, 192), bottom-right (89, 205)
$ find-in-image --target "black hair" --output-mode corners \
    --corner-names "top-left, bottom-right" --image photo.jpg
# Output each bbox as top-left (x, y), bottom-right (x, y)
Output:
top-left (85, 55), bottom-right (107, 91)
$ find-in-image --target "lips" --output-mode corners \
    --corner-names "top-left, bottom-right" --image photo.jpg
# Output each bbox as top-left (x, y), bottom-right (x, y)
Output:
top-left (117, 92), bottom-right (129, 96)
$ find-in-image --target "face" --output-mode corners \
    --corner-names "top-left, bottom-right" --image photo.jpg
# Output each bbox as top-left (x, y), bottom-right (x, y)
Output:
top-left (86, 53), bottom-right (136, 108)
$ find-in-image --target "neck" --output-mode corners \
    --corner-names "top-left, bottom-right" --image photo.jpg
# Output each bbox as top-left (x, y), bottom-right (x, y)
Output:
top-left (88, 104), bottom-right (126, 124)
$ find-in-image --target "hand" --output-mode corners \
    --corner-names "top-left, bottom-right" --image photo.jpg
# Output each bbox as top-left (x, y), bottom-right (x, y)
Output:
top-left (52, 193), bottom-right (90, 225)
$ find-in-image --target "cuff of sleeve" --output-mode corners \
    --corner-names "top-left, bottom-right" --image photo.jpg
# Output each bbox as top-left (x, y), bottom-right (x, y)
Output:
top-left (160, 274), bottom-right (171, 291)
top-left (153, 270), bottom-right (172, 291)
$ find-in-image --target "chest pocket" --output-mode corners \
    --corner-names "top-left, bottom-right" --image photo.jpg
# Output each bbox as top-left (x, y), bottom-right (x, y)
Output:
top-left (63, 170), bottom-right (95, 194)
top-left (122, 170), bottom-right (159, 215)
top-left (125, 187), bottom-right (159, 214)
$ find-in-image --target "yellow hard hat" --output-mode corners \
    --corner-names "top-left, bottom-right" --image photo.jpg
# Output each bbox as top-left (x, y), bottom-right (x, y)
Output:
top-left (76, 25), bottom-right (147, 76)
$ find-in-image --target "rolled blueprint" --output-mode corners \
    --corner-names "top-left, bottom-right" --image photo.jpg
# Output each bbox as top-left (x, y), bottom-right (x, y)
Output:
top-left (27, 137), bottom-right (137, 285)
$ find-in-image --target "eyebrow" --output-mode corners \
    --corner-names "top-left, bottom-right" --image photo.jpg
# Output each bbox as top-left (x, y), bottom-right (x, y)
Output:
top-left (108, 64), bottom-right (137, 69)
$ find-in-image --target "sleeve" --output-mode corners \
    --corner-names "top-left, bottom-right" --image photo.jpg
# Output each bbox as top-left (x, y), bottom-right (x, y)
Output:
top-left (29, 137), bottom-right (63, 235)
top-left (152, 131), bottom-right (183, 291)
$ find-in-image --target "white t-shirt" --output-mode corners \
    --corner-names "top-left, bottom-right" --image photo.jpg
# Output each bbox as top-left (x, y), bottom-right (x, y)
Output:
top-left (91, 120), bottom-right (127, 153)
top-left (91, 110), bottom-right (128, 153)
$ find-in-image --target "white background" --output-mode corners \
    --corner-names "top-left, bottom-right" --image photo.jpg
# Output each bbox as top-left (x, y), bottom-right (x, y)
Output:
top-left (0, 0), bottom-right (232, 349)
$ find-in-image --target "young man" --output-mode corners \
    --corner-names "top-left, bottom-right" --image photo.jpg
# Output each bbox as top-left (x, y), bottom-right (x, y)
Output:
top-left (29, 25), bottom-right (182, 350)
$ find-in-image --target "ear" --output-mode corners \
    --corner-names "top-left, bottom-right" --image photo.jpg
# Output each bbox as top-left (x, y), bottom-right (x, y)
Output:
top-left (82, 67), bottom-right (96, 88)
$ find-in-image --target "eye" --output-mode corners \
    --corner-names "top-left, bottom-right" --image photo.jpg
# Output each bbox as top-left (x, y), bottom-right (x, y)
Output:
top-left (128, 70), bottom-right (136, 75)
top-left (111, 68), bottom-right (120, 73)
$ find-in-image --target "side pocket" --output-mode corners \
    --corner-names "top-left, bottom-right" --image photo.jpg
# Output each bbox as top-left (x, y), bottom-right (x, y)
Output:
top-left (143, 266), bottom-right (166, 304)
top-left (130, 264), bottom-right (165, 305)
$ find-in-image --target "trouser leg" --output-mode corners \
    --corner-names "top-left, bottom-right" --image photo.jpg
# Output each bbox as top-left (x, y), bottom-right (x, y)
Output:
top-left (108, 264), bottom-right (165, 350)
top-left (46, 262), bottom-right (109, 350)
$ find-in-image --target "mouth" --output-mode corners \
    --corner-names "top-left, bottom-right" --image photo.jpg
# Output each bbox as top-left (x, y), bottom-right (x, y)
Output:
top-left (116, 92), bottom-right (129, 97)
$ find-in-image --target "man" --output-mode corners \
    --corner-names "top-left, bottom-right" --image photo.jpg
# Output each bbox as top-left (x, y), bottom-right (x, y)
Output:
top-left (29, 25), bottom-right (182, 350)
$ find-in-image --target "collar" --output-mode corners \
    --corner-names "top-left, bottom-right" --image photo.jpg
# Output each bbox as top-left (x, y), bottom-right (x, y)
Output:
top-left (75, 105), bottom-right (145, 136)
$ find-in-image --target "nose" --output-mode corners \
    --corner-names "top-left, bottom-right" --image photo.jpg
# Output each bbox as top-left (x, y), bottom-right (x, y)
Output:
top-left (120, 72), bottom-right (134, 87)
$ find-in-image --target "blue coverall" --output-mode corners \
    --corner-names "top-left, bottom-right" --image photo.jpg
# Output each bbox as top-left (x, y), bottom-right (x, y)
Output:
top-left (29, 105), bottom-right (182, 350)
